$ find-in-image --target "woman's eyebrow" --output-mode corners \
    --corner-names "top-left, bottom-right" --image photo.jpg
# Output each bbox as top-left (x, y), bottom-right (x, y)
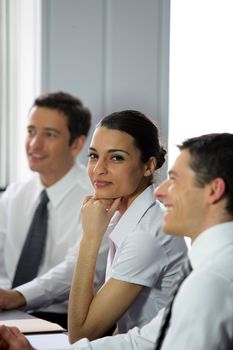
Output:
top-left (89, 147), bottom-right (129, 155)
top-left (107, 148), bottom-right (130, 155)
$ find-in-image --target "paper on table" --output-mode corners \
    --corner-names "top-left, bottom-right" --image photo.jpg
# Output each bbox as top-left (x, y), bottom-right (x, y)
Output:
top-left (27, 333), bottom-right (70, 350)
top-left (0, 318), bottom-right (64, 334)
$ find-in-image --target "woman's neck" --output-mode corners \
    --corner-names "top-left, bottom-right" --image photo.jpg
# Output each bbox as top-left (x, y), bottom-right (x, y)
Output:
top-left (118, 183), bottom-right (151, 215)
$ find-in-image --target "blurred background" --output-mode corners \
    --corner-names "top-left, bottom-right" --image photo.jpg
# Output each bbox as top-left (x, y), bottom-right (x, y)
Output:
top-left (0, 0), bottom-right (233, 188)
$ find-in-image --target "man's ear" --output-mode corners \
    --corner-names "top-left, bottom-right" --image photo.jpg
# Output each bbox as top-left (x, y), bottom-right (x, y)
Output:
top-left (144, 157), bottom-right (157, 177)
top-left (71, 135), bottom-right (86, 157)
top-left (208, 177), bottom-right (226, 204)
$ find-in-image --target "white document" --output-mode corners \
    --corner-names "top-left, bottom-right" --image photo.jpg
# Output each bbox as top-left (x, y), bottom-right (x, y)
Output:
top-left (27, 333), bottom-right (70, 350)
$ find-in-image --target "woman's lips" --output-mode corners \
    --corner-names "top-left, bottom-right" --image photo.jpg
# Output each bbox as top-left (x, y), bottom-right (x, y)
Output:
top-left (93, 180), bottom-right (112, 188)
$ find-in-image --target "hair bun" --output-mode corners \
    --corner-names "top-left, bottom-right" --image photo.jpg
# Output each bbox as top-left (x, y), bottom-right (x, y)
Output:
top-left (156, 146), bottom-right (167, 169)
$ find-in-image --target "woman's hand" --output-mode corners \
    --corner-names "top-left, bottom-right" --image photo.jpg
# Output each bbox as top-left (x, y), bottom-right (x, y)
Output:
top-left (81, 196), bottom-right (121, 241)
top-left (68, 195), bottom-right (121, 343)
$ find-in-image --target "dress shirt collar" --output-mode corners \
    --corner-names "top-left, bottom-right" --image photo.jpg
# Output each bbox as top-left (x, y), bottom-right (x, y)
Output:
top-left (188, 221), bottom-right (233, 270)
top-left (33, 163), bottom-right (83, 208)
top-left (109, 184), bottom-right (156, 247)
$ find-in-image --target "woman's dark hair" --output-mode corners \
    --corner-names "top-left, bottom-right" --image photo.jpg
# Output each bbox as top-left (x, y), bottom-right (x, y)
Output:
top-left (98, 110), bottom-right (166, 170)
top-left (32, 91), bottom-right (91, 145)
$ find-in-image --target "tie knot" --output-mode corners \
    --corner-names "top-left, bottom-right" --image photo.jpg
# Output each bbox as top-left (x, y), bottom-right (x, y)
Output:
top-left (40, 190), bottom-right (49, 205)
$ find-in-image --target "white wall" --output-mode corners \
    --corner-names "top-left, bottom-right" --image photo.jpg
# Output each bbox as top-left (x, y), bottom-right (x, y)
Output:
top-left (0, 0), bottom-right (170, 185)
top-left (41, 0), bottom-right (170, 180)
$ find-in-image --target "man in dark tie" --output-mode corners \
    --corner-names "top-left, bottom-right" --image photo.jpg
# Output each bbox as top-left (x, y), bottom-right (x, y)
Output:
top-left (1, 132), bottom-right (233, 349)
top-left (0, 91), bottom-right (108, 330)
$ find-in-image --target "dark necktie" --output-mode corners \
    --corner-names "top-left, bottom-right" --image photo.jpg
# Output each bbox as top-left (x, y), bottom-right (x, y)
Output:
top-left (12, 190), bottom-right (49, 288)
top-left (154, 258), bottom-right (193, 350)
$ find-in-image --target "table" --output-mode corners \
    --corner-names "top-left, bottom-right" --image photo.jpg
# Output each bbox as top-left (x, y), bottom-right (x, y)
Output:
top-left (0, 310), bottom-right (70, 349)
top-left (0, 309), bottom-right (33, 320)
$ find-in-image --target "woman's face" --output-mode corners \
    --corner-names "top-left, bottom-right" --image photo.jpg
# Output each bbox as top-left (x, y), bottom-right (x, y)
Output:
top-left (87, 126), bottom-right (151, 203)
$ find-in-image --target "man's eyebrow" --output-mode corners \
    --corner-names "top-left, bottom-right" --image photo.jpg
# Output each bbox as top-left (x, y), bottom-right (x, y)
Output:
top-left (88, 147), bottom-right (130, 155)
top-left (27, 125), bottom-right (61, 135)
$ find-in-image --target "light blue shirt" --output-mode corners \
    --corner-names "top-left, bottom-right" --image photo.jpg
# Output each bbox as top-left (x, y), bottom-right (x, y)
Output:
top-left (105, 184), bottom-right (187, 332)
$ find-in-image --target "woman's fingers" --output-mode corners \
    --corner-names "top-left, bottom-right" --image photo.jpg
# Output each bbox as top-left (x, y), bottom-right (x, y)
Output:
top-left (108, 197), bottom-right (121, 214)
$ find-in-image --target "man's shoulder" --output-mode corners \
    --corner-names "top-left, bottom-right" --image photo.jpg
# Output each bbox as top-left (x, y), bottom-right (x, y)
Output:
top-left (73, 162), bottom-right (92, 191)
top-left (2, 176), bottom-right (40, 200)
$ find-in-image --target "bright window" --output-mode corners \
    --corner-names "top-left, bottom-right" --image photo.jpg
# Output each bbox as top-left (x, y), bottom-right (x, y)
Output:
top-left (169, 0), bottom-right (233, 168)
top-left (0, 0), bottom-right (41, 187)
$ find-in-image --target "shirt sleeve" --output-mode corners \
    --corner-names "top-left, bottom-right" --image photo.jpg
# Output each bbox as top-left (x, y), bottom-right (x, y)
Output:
top-left (69, 308), bottom-right (164, 350)
top-left (0, 189), bottom-right (11, 289)
top-left (69, 267), bottom-right (233, 350)
top-left (16, 244), bottom-right (78, 309)
top-left (110, 226), bottom-right (168, 287)
top-left (16, 231), bottom-right (109, 309)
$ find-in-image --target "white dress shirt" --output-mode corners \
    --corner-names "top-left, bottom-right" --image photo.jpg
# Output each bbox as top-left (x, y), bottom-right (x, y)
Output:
top-left (0, 162), bottom-right (109, 314)
top-left (69, 221), bottom-right (233, 350)
top-left (106, 185), bottom-right (187, 332)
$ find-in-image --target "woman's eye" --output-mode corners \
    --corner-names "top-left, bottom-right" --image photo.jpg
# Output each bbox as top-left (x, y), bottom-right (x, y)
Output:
top-left (111, 155), bottom-right (124, 161)
top-left (88, 153), bottom-right (98, 159)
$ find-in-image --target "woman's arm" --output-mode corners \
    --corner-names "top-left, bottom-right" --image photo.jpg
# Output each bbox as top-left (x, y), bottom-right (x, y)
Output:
top-left (69, 256), bottom-right (143, 343)
top-left (68, 196), bottom-right (143, 343)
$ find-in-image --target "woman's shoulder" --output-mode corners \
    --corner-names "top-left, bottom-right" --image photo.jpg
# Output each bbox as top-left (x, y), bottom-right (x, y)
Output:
top-left (137, 199), bottom-right (165, 229)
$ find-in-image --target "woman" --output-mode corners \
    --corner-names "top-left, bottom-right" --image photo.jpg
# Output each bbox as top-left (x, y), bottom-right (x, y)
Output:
top-left (68, 110), bottom-right (187, 342)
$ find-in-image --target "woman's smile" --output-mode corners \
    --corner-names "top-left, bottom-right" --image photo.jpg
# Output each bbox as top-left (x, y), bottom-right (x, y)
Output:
top-left (93, 180), bottom-right (112, 189)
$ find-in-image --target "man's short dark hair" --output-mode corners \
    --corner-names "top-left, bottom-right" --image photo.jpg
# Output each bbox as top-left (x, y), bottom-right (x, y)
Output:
top-left (32, 91), bottom-right (91, 145)
top-left (178, 133), bottom-right (233, 215)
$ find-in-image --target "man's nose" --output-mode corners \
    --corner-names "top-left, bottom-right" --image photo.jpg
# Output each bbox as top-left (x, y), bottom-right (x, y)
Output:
top-left (154, 179), bottom-right (169, 200)
top-left (29, 134), bottom-right (44, 149)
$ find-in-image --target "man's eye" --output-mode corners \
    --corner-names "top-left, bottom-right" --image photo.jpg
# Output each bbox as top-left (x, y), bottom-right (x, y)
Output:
top-left (27, 129), bottom-right (35, 136)
top-left (46, 132), bottom-right (57, 138)
top-left (169, 176), bottom-right (176, 183)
